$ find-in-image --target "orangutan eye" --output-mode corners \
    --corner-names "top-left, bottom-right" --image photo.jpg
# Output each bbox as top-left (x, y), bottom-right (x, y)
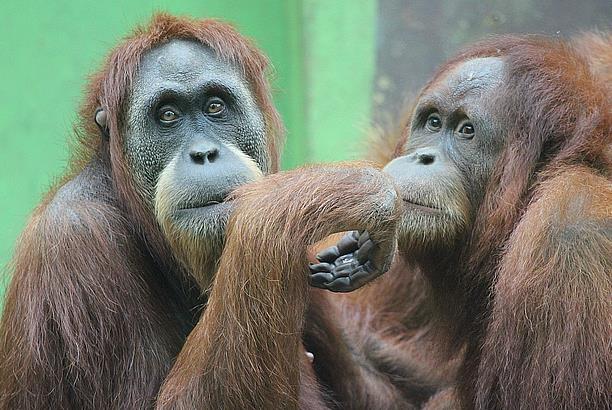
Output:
top-left (205, 97), bottom-right (226, 116)
top-left (426, 114), bottom-right (442, 131)
top-left (158, 107), bottom-right (180, 123)
top-left (457, 122), bottom-right (475, 138)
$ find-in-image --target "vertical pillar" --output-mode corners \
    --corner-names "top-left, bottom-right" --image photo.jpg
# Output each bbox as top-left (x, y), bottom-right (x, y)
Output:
top-left (301, 0), bottom-right (378, 162)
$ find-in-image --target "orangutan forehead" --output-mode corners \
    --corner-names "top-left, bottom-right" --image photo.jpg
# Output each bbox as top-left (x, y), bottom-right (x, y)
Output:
top-left (128, 38), bottom-right (256, 112)
top-left (136, 39), bottom-right (243, 84)
top-left (430, 57), bottom-right (505, 98)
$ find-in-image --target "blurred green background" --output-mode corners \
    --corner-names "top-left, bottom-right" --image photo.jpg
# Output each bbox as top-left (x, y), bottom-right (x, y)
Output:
top-left (1, 0), bottom-right (609, 300)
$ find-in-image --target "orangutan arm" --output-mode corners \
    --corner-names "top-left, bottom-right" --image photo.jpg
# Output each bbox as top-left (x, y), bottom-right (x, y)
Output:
top-left (156, 164), bottom-right (400, 409)
top-left (475, 167), bottom-right (612, 409)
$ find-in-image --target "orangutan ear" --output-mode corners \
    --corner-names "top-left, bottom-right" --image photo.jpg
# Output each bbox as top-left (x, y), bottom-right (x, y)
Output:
top-left (94, 108), bottom-right (109, 139)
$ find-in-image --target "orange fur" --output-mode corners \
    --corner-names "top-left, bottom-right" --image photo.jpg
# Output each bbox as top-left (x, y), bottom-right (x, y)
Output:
top-left (157, 164), bottom-right (401, 408)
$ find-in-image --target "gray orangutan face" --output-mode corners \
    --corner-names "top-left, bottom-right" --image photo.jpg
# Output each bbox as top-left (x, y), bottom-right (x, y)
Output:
top-left (123, 39), bottom-right (270, 278)
top-left (384, 57), bottom-right (506, 253)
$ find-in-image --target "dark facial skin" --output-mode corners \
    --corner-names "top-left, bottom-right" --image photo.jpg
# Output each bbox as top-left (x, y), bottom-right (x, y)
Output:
top-left (123, 39), bottom-right (269, 274)
top-left (119, 39), bottom-right (270, 271)
top-left (384, 57), bottom-right (506, 252)
top-left (310, 57), bottom-right (506, 289)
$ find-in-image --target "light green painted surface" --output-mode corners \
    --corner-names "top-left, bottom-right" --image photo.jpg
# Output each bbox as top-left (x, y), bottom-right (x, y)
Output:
top-left (301, 0), bottom-right (377, 163)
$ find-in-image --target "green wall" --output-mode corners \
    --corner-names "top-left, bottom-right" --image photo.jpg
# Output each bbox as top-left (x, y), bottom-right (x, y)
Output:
top-left (302, 0), bottom-right (377, 162)
top-left (0, 1), bottom-right (376, 295)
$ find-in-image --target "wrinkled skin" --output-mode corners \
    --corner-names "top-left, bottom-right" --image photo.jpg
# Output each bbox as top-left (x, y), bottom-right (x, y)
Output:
top-left (127, 40), bottom-right (270, 279)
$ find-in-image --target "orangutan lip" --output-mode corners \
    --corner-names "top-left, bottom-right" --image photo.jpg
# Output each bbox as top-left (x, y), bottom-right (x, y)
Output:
top-left (402, 199), bottom-right (441, 213)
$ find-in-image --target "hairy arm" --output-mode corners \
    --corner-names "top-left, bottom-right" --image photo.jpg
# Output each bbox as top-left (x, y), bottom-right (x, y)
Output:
top-left (475, 167), bottom-right (612, 409)
top-left (156, 164), bottom-right (400, 409)
top-left (0, 197), bottom-right (182, 409)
